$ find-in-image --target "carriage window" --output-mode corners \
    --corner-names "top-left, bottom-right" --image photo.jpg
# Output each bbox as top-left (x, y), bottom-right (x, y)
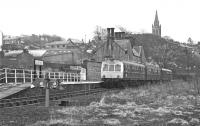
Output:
top-left (115, 64), bottom-right (121, 71)
top-left (103, 64), bottom-right (108, 71)
top-left (109, 65), bottom-right (115, 71)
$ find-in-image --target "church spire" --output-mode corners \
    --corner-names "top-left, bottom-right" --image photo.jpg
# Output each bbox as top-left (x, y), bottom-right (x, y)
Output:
top-left (152, 10), bottom-right (161, 36)
top-left (154, 10), bottom-right (159, 26)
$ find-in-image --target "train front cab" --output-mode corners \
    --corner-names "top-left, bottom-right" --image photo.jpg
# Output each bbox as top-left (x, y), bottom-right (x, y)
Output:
top-left (101, 60), bottom-right (124, 88)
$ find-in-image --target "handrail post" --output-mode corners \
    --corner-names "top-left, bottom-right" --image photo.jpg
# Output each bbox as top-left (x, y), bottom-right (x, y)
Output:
top-left (73, 73), bottom-right (74, 82)
top-left (23, 69), bottom-right (25, 83)
top-left (37, 70), bottom-right (39, 78)
top-left (67, 73), bottom-right (68, 82)
top-left (63, 73), bottom-right (64, 82)
top-left (5, 68), bottom-right (8, 84)
top-left (31, 70), bottom-right (33, 83)
top-left (43, 71), bottom-right (45, 79)
top-left (15, 69), bottom-right (17, 84)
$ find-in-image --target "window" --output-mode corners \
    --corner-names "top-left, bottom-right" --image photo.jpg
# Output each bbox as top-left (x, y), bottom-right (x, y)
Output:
top-left (103, 64), bottom-right (108, 71)
top-left (109, 65), bottom-right (115, 71)
top-left (115, 64), bottom-right (121, 71)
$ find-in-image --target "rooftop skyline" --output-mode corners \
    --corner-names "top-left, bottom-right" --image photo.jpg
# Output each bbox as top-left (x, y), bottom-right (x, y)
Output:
top-left (0, 0), bottom-right (199, 43)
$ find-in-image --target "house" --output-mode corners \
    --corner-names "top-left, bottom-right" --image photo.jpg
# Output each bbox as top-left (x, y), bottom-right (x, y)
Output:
top-left (42, 48), bottom-right (89, 65)
top-left (2, 49), bottom-right (46, 69)
top-left (3, 49), bottom-right (35, 69)
top-left (44, 38), bottom-right (84, 50)
top-left (45, 40), bottom-right (68, 49)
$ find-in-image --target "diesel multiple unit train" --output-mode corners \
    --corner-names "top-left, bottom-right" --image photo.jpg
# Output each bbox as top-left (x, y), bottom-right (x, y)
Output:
top-left (101, 59), bottom-right (172, 88)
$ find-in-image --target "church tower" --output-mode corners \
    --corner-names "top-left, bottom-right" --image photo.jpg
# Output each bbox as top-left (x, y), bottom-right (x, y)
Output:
top-left (152, 10), bottom-right (161, 36)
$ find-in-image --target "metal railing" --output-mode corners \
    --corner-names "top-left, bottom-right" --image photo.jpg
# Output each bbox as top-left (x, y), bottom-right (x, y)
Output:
top-left (0, 68), bottom-right (81, 85)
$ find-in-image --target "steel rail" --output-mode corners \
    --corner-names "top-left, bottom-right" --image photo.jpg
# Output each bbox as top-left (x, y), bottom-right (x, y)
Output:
top-left (0, 88), bottom-right (108, 108)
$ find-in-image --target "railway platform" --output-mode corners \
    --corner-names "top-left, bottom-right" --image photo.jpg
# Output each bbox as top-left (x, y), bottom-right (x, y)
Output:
top-left (61, 81), bottom-right (103, 85)
top-left (0, 83), bottom-right (32, 99)
top-left (0, 67), bottom-right (103, 100)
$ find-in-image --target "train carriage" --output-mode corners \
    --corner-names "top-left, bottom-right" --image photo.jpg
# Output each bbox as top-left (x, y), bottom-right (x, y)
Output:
top-left (145, 63), bottom-right (160, 81)
top-left (123, 61), bottom-right (145, 80)
top-left (101, 59), bottom-right (172, 88)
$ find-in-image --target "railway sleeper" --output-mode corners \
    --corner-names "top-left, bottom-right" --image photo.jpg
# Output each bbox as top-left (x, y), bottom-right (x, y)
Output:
top-left (33, 99), bottom-right (38, 103)
top-left (5, 102), bottom-right (13, 107)
top-left (27, 100), bottom-right (34, 104)
top-left (38, 98), bottom-right (44, 102)
top-left (14, 102), bottom-right (20, 106)
top-left (22, 101), bottom-right (28, 105)
top-left (0, 104), bottom-right (5, 108)
top-left (53, 97), bottom-right (58, 100)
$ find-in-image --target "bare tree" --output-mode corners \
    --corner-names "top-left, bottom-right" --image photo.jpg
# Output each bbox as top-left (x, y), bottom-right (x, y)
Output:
top-left (188, 37), bottom-right (193, 45)
top-left (93, 26), bottom-right (107, 42)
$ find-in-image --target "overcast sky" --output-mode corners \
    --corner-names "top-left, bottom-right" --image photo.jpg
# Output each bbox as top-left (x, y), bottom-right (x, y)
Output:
top-left (0, 0), bottom-right (199, 43)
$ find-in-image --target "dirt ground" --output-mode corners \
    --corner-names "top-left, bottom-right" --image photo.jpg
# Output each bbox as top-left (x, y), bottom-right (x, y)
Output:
top-left (1, 80), bottom-right (200, 126)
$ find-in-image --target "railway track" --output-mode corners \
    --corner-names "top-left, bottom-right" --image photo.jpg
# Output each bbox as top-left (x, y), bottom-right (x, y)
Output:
top-left (0, 88), bottom-right (108, 108)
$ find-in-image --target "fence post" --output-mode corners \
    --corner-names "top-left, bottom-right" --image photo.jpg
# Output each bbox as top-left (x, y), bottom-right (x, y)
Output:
top-left (23, 69), bottom-right (25, 83)
top-left (15, 69), bottom-right (17, 84)
top-left (5, 68), bottom-right (8, 84)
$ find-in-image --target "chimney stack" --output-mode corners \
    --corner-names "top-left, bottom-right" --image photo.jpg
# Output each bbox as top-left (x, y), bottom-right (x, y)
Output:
top-left (110, 28), bottom-right (115, 40)
top-left (106, 28), bottom-right (115, 59)
top-left (107, 28), bottom-right (110, 39)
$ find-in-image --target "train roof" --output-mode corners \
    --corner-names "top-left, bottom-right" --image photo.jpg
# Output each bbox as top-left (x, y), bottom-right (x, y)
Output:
top-left (145, 62), bottom-right (160, 68)
top-left (122, 60), bottom-right (145, 67)
top-left (161, 68), bottom-right (172, 72)
top-left (102, 60), bottom-right (145, 67)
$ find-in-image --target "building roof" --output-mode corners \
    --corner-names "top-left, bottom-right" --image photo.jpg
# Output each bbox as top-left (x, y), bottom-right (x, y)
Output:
top-left (115, 39), bottom-right (131, 50)
top-left (44, 39), bottom-right (83, 47)
top-left (4, 50), bottom-right (47, 57)
top-left (43, 50), bottom-right (74, 57)
top-left (69, 38), bottom-right (83, 44)
top-left (45, 41), bottom-right (68, 46)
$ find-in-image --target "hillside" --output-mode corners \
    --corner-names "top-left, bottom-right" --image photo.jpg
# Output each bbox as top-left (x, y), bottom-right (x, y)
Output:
top-left (2, 34), bottom-right (63, 50)
top-left (130, 34), bottom-right (198, 72)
